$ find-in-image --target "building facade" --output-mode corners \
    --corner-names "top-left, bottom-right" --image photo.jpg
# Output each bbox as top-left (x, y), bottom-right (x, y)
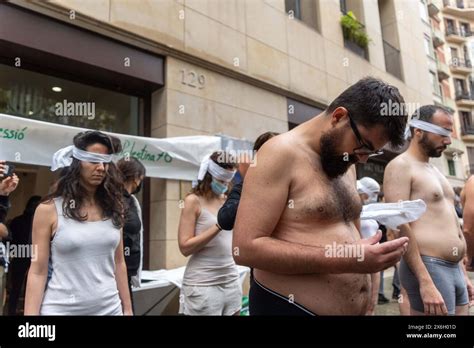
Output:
top-left (424, 0), bottom-right (474, 188)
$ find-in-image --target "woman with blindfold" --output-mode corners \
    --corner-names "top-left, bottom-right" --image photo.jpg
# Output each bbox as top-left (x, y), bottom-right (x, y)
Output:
top-left (25, 131), bottom-right (132, 315)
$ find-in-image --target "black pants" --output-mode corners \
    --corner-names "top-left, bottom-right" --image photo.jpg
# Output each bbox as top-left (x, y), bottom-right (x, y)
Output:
top-left (249, 277), bottom-right (316, 316)
top-left (8, 259), bottom-right (30, 315)
top-left (127, 273), bottom-right (136, 315)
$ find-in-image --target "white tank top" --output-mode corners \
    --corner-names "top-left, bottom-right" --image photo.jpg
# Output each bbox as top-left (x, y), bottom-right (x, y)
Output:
top-left (182, 197), bottom-right (239, 286)
top-left (40, 197), bottom-right (123, 315)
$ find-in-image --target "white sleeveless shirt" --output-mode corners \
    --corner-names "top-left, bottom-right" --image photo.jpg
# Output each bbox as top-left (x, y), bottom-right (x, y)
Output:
top-left (40, 197), bottom-right (123, 315)
top-left (182, 198), bottom-right (239, 286)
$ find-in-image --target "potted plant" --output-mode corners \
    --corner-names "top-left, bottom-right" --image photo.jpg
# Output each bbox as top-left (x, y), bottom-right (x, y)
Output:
top-left (340, 11), bottom-right (371, 58)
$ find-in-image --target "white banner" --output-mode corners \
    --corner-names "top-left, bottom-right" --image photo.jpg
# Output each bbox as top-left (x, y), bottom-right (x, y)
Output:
top-left (0, 113), bottom-right (222, 180)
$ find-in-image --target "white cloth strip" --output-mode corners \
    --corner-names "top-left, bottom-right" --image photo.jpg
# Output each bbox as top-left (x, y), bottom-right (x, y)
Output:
top-left (405, 119), bottom-right (451, 139)
top-left (360, 199), bottom-right (427, 230)
top-left (192, 154), bottom-right (236, 187)
top-left (51, 145), bottom-right (113, 171)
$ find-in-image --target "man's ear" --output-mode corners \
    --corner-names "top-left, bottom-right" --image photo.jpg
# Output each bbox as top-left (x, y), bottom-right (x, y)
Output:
top-left (330, 107), bottom-right (349, 127)
top-left (414, 128), bottom-right (423, 138)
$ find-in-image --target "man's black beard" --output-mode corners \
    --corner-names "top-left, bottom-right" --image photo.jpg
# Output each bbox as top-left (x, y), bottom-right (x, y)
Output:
top-left (419, 133), bottom-right (445, 158)
top-left (320, 130), bottom-right (358, 179)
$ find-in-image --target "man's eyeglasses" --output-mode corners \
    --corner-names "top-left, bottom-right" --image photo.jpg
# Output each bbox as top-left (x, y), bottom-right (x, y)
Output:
top-left (348, 116), bottom-right (384, 157)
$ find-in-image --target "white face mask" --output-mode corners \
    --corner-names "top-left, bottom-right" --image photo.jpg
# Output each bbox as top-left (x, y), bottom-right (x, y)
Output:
top-left (364, 193), bottom-right (378, 205)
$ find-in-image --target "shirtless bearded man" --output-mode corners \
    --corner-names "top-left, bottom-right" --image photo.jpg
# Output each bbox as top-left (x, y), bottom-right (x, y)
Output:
top-left (384, 105), bottom-right (474, 315)
top-left (233, 77), bottom-right (409, 315)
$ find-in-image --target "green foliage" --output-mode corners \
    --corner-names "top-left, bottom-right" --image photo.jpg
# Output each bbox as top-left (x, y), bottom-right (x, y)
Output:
top-left (340, 11), bottom-right (371, 49)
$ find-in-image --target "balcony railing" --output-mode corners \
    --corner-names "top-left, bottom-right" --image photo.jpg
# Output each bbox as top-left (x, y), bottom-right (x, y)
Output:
top-left (446, 26), bottom-right (459, 36)
top-left (383, 40), bottom-right (403, 80)
top-left (450, 57), bottom-right (473, 68)
top-left (444, 0), bottom-right (473, 9)
top-left (446, 26), bottom-right (472, 37)
top-left (428, 2), bottom-right (440, 16)
top-left (437, 60), bottom-right (450, 80)
top-left (455, 89), bottom-right (474, 100)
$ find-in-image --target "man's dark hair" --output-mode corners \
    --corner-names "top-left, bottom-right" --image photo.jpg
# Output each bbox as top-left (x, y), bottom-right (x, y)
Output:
top-left (253, 131), bottom-right (279, 152)
top-left (409, 105), bottom-right (452, 138)
top-left (326, 77), bottom-right (408, 148)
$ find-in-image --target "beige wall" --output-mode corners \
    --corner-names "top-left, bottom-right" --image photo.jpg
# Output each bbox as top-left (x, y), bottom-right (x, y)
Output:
top-left (46, 0), bottom-right (434, 106)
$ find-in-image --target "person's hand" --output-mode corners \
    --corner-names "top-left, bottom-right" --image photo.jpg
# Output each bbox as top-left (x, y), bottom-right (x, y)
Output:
top-left (0, 161), bottom-right (5, 180)
top-left (0, 173), bottom-right (19, 196)
top-left (131, 275), bottom-right (141, 288)
top-left (352, 231), bottom-right (409, 273)
top-left (419, 282), bottom-right (448, 315)
top-left (466, 276), bottom-right (474, 307)
top-left (123, 308), bottom-right (133, 316)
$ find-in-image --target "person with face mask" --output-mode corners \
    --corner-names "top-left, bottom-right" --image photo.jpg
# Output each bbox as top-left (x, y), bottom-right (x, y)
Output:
top-left (117, 157), bottom-right (146, 314)
top-left (357, 177), bottom-right (381, 315)
top-left (178, 151), bottom-right (239, 315)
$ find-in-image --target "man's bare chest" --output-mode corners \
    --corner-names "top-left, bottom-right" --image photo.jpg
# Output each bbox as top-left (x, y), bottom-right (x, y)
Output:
top-left (287, 170), bottom-right (362, 224)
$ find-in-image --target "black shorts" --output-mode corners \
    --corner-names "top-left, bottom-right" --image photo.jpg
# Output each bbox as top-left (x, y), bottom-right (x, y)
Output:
top-left (249, 277), bottom-right (317, 316)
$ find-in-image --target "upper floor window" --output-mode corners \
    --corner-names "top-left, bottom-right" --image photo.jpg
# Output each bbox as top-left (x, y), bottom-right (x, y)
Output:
top-left (424, 34), bottom-right (434, 57)
top-left (419, 0), bottom-right (429, 22)
top-left (285, 0), bottom-right (319, 32)
top-left (285, 0), bottom-right (302, 20)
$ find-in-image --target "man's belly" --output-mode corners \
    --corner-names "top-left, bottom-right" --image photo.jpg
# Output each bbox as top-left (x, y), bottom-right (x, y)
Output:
top-left (254, 270), bottom-right (370, 315)
top-left (255, 221), bottom-right (370, 315)
top-left (411, 212), bottom-right (465, 262)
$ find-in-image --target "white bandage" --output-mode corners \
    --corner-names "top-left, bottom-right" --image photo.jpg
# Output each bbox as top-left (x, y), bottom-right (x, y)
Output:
top-left (404, 119), bottom-right (452, 139)
top-left (51, 145), bottom-right (113, 171)
top-left (192, 154), bottom-right (236, 187)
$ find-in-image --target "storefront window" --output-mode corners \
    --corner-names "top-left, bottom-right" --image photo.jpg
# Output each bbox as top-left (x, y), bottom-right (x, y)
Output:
top-left (0, 64), bottom-right (140, 135)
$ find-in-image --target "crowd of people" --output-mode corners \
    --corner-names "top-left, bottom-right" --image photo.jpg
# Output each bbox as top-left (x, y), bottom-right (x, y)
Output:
top-left (0, 77), bottom-right (472, 316)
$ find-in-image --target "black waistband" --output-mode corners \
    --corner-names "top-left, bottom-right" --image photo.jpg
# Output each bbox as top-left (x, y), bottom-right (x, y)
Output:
top-left (249, 277), bottom-right (317, 316)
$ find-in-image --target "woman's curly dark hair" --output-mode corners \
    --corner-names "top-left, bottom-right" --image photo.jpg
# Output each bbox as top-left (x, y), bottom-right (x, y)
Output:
top-left (44, 131), bottom-right (125, 228)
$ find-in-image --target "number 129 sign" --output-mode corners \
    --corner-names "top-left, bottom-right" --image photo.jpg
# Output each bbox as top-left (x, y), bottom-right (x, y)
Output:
top-left (180, 69), bottom-right (205, 89)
